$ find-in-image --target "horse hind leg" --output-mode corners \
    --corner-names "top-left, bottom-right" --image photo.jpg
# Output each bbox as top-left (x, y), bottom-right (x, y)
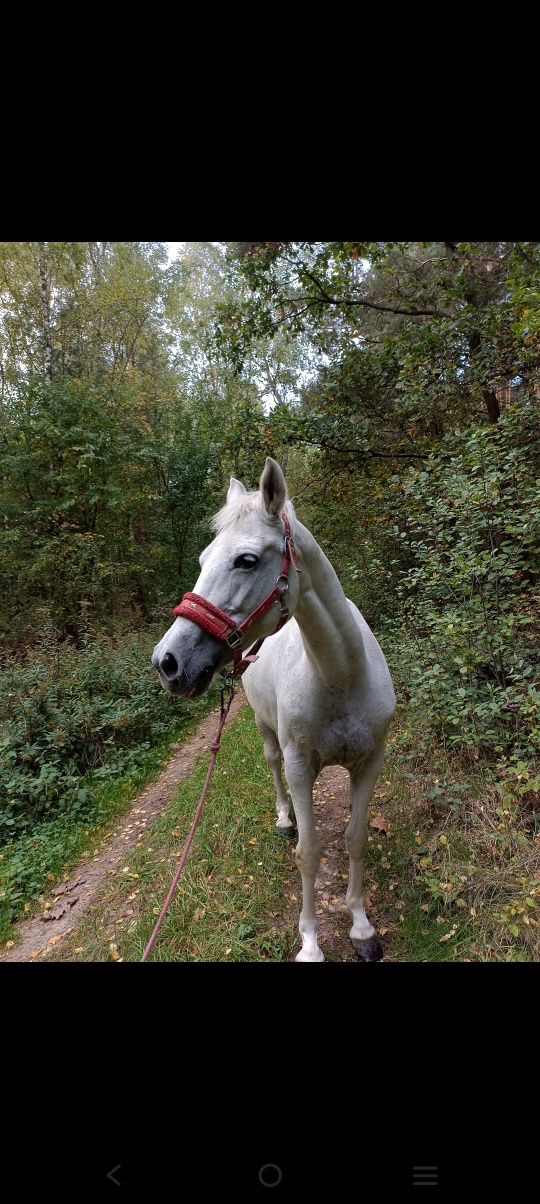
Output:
top-left (255, 716), bottom-right (296, 836)
top-left (346, 746), bottom-right (386, 963)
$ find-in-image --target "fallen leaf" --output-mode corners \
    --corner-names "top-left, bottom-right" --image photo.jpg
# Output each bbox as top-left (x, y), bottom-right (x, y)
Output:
top-left (5, 940), bottom-right (15, 950)
top-left (439, 924), bottom-right (459, 943)
top-left (379, 927), bottom-right (388, 937)
top-left (370, 814), bottom-right (390, 834)
top-left (64, 876), bottom-right (85, 893)
top-left (109, 943), bottom-right (122, 961)
top-left (47, 934), bottom-right (63, 946)
top-left (74, 947), bottom-right (85, 954)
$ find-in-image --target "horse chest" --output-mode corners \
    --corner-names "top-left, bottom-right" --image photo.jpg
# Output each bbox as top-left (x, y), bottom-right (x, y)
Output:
top-left (317, 712), bottom-right (375, 768)
top-left (284, 701), bottom-right (375, 770)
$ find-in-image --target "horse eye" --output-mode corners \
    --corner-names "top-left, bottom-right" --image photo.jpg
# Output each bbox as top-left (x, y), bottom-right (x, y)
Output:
top-left (234, 554), bottom-right (259, 569)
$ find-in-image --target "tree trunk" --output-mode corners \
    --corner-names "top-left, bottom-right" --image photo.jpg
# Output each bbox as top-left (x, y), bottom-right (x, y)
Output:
top-left (444, 242), bottom-right (501, 424)
top-left (37, 243), bottom-right (54, 383)
top-left (468, 329), bottom-right (500, 423)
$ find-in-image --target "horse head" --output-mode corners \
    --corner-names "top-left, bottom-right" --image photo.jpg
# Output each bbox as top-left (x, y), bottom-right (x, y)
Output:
top-left (152, 458), bottom-right (300, 697)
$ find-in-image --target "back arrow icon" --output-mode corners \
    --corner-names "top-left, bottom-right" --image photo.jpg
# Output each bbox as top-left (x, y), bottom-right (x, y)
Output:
top-left (107, 1164), bottom-right (122, 1186)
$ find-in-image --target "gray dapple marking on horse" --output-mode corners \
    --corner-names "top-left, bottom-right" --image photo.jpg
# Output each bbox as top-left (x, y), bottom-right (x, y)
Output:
top-left (152, 458), bottom-right (396, 962)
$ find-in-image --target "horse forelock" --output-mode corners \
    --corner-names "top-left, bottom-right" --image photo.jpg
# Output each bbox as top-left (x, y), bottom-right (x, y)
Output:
top-left (210, 491), bottom-right (296, 535)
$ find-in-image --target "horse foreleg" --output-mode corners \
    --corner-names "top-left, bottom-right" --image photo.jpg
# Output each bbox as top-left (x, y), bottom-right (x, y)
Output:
top-left (255, 716), bottom-right (295, 834)
top-left (346, 746), bottom-right (386, 962)
top-left (282, 746), bottom-right (323, 963)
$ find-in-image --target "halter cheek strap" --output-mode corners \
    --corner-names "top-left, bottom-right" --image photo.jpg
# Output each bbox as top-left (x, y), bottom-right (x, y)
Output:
top-left (173, 512), bottom-right (301, 678)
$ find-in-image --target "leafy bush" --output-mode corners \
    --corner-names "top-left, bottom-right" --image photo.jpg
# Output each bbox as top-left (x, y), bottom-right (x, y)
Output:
top-left (0, 625), bottom-right (192, 844)
top-left (384, 396), bottom-right (540, 762)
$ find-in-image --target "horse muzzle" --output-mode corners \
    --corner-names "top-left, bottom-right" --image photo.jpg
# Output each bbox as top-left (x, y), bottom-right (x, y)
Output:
top-left (152, 648), bottom-right (222, 698)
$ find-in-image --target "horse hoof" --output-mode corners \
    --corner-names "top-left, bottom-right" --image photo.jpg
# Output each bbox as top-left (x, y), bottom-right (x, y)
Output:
top-left (295, 947), bottom-right (325, 963)
top-left (352, 935), bottom-right (383, 962)
top-left (276, 824), bottom-right (297, 839)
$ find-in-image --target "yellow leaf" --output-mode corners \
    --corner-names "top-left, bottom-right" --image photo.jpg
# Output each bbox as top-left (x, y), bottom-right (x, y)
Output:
top-left (74, 947), bottom-right (85, 954)
top-left (5, 940), bottom-right (15, 950)
top-left (225, 947), bottom-right (232, 955)
top-left (248, 838), bottom-right (257, 845)
top-left (439, 924), bottom-right (458, 943)
top-left (109, 943), bottom-right (122, 961)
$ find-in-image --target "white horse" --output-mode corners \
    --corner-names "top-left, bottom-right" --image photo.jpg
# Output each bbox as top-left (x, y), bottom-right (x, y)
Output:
top-left (152, 458), bottom-right (396, 962)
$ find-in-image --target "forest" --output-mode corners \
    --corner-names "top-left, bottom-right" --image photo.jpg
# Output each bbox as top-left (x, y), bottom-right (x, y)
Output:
top-left (1, 241), bottom-right (539, 962)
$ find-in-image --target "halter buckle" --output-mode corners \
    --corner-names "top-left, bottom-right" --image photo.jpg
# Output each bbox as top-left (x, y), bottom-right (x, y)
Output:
top-left (225, 629), bottom-right (242, 649)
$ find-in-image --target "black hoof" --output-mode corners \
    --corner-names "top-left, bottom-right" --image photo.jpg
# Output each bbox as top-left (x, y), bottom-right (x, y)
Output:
top-left (352, 935), bottom-right (384, 962)
top-left (276, 824), bottom-right (297, 840)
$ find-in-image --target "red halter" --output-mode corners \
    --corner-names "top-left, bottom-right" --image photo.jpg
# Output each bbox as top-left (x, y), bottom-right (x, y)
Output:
top-left (173, 512), bottom-right (301, 678)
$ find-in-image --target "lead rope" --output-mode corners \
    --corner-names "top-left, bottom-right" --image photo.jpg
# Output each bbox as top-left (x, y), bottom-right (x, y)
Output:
top-left (140, 677), bottom-right (235, 962)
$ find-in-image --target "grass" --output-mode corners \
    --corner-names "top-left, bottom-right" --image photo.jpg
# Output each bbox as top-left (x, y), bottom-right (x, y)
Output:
top-left (9, 690), bottom-right (540, 963)
top-left (366, 714), bottom-right (540, 962)
top-left (0, 693), bottom-right (216, 946)
top-left (57, 706), bottom-right (297, 962)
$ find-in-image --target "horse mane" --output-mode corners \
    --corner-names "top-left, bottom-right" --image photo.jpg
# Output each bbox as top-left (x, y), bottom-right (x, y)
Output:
top-left (210, 491), bottom-right (297, 535)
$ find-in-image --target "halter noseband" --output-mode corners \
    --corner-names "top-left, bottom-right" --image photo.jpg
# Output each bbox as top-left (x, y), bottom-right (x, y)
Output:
top-left (173, 512), bottom-right (301, 678)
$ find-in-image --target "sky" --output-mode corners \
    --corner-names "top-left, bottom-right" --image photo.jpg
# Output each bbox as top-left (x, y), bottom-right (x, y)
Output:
top-left (165, 243), bottom-right (184, 263)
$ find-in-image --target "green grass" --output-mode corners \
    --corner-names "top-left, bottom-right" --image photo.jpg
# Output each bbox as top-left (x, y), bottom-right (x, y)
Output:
top-left (58, 706), bottom-right (297, 962)
top-left (11, 688), bottom-right (539, 963)
top-left (366, 713), bottom-right (540, 962)
top-left (0, 693), bottom-right (216, 945)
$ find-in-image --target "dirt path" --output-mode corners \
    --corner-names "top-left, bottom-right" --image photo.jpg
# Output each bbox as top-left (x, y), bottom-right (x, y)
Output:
top-left (0, 694), bottom-right (245, 963)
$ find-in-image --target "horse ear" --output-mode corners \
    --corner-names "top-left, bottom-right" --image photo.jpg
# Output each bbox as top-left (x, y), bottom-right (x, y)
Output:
top-left (227, 477), bottom-right (247, 502)
top-left (260, 457), bottom-right (287, 517)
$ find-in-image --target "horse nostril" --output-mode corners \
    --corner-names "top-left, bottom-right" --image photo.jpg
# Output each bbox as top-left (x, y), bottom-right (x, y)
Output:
top-left (160, 652), bottom-right (178, 679)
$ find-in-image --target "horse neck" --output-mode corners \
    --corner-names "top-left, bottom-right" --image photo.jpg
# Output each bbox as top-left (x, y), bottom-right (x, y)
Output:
top-left (293, 522), bottom-right (367, 690)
